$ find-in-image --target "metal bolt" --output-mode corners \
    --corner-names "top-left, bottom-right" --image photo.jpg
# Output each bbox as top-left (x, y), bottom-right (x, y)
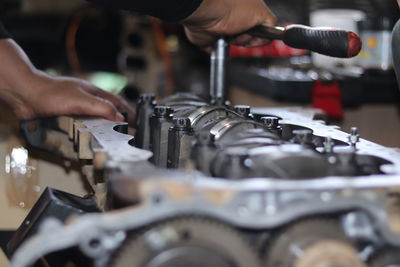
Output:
top-left (139, 93), bottom-right (155, 102)
top-left (261, 116), bottom-right (280, 129)
top-left (234, 105), bottom-right (251, 118)
top-left (172, 118), bottom-right (191, 131)
top-left (244, 158), bottom-right (254, 168)
top-left (210, 37), bottom-right (229, 105)
top-left (348, 127), bottom-right (360, 148)
top-left (154, 106), bottom-right (173, 118)
top-left (323, 136), bottom-right (335, 153)
top-left (292, 129), bottom-right (313, 145)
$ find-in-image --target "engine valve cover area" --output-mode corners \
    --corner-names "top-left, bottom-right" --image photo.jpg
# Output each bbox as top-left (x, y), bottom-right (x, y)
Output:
top-left (11, 93), bottom-right (400, 267)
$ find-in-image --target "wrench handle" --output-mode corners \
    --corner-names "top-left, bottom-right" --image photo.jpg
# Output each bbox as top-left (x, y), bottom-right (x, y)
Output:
top-left (247, 24), bottom-right (362, 58)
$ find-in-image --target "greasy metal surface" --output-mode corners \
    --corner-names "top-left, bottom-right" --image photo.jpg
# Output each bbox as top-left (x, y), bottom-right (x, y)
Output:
top-left (80, 119), bottom-right (152, 167)
top-left (9, 176), bottom-right (400, 267)
top-left (110, 218), bottom-right (261, 267)
top-left (10, 106), bottom-right (400, 267)
top-left (253, 107), bottom-right (400, 173)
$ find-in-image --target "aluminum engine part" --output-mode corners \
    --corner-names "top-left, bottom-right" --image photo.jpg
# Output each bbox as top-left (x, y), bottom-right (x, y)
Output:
top-left (10, 95), bottom-right (400, 267)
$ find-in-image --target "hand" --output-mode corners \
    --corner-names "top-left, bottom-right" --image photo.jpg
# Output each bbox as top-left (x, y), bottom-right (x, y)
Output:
top-left (0, 73), bottom-right (135, 123)
top-left (183, 0), bottom-right (277, 48)
top-left (0, 39), bottom-right (135, 124)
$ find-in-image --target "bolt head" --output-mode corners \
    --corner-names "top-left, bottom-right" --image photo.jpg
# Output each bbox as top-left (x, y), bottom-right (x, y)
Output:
top-left (261, 116), bottom-right (280, 128)
top-left (139, 93), bottom-right (156, 102)
top-left (154, 106), bottom-right (173, 117)
top-left (234, 105), bottom-right (251, 117)
top-left (173, 117), bottom-right (191, 130)
top-left (323, 136), bottom-right (335, 153)
top-left (293, 129), bottom-right (313, 144)
top-left (348, 127), bottom-right (360, 145)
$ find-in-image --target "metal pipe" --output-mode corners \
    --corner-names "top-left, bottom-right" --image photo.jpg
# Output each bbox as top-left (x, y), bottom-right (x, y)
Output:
top-left (210, 37), bottom-right (229, 105)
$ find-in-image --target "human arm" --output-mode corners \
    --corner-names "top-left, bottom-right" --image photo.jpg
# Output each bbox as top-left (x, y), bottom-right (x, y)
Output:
top-left (0, 37), bottom-right (134, 122)
top-left (87, 0), bottom-right (277, 48)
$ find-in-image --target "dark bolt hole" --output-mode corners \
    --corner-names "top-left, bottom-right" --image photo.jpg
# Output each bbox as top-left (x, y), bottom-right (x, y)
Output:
top-left (181, 230), bottom-right (191, 241)
top-left (89, 238), bottom-right (101, 248)
top-left (152, 194), bottom-right (163, 204)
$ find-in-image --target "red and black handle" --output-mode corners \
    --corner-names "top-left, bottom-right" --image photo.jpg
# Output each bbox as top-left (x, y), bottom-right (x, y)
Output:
top-left (247, 24), bottom-right (362, 58)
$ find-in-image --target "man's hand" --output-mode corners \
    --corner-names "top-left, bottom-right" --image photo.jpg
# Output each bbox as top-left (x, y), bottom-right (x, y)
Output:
top-left (2, 75), bottom-right (134, 122)
top-left (0, 39), bottom-right (135, 123)
top-left (183, 0), bottom-right (277, 48)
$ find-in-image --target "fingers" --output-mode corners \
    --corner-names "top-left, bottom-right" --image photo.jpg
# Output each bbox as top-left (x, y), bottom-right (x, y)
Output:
top-left (247, 37), bottom-right (272, 47)
top-left (81, 96), bottom-right (125, 122)
top-left (183, 0), bottom-right (278, 48)
top-left (231, 34), bottom-right (271, 47)
top-left (260, 5), bottom-right (277, 28)
top-left (63, 91), bottom-right (125, 122)
top-left (232, 34), bottom-right (253, 45)
top-left (29, 80), bottom-right (125, 122)
top-left (184, 27), bottom-right (216, 49)
top-left (82, 84), bottom-right (136, 125)
top-left (92, 88), bottom-right (131, 112)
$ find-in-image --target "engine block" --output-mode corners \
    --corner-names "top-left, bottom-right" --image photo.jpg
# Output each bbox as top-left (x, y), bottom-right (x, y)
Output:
top-left (9, 93), bottom-right (400, 267)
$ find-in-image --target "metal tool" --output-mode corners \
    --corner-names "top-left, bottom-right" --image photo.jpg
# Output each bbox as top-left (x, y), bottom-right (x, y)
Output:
top-left (247, 24), bottom-right (362, 58)
top-left (209, 24), bottom-right (363, 105)
top-left (210, 38), bottom-right (229, 105)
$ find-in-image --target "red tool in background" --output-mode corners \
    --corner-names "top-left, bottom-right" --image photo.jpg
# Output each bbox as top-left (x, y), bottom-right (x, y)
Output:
top-left (212, 24), bottom-right (362, 106)
top-left (232, 24), bottom-right (362, 58)
top-left (246, 24), bottom-right (362, 58)
top-left (312, 80), bottom-right (344, 120)
top-left (231, 40), bottom-right (308, 58)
